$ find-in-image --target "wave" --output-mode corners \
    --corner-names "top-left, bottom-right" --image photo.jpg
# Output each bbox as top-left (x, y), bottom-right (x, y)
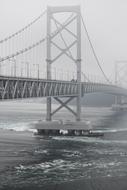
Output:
top-left (52, 136), bottom-right (127, 145)
top-left (96, 128), bottom-right (127, 133)
top-left (0, 122), bottom-right (37, 132)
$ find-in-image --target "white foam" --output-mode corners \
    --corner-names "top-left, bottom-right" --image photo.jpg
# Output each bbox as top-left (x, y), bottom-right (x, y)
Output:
top-left (53, 136), bottom-right (127, 145)
top-left (0, 122), bottom-right (37, 132)
top-left (34, 150), bottom-right (48, 154)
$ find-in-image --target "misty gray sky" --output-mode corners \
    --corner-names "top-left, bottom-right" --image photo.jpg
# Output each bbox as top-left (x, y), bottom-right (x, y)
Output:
top-left (0, 0), bottom-right (127, 82)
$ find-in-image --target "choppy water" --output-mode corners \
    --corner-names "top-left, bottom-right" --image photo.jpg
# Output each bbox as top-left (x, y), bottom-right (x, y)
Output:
top-left (0, 101), bottom-right (127, 189)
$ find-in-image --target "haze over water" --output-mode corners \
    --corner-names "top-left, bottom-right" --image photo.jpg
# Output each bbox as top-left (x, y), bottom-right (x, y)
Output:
top-left (0, 101), bottom-right (127, 189)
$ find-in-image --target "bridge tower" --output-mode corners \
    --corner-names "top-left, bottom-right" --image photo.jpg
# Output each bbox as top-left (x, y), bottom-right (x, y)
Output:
top-left (46, 5), bottom-right (81, 121)
top-left (114, 62), bottom-right (122, 105)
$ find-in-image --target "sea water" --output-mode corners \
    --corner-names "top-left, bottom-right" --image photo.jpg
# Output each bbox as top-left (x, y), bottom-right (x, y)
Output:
top-left (0, 101), bottom-right (127, 189)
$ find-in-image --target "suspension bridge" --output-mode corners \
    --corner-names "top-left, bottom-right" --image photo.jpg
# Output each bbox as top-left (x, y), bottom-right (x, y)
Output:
top-left (0, 5), bottom-right (127, 134)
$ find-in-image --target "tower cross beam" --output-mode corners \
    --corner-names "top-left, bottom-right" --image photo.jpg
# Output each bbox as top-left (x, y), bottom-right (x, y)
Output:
top-left (51, 97), bottom-right (77, 117)
top-left (51, 40), bottom-right (77, 64)
top-left (51, 41), bottom-right (76, 62)
top-left (49, 5), bottom-right (81, 13)
top-left (51, 16), bottom-right (77, 39)
top-left (51, 15), bottom-right (77, 40)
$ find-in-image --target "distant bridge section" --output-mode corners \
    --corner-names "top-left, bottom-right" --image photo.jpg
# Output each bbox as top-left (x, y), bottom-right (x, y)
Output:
top-left (0, 76), bottom-right (127, 100)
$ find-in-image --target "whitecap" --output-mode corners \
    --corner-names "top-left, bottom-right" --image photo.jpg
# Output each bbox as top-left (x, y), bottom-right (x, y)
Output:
top-left (0, 122), bottom-right (37, 132)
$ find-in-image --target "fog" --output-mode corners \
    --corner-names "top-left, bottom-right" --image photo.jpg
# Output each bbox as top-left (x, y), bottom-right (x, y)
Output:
top-left (0, 0), bottom-right (127, 84)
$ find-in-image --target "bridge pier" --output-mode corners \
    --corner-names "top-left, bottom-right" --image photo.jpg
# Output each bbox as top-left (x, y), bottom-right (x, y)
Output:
top-left (112, 95), bottom-right (127, 111)
top-left (115, 95), bottom-right (122, 105)
top-left (46, 97), bottom-right (52, 121)
top-left (112, 95), bottom-right (124, 111)
top-left (35, 120), bottom-right (92, 136)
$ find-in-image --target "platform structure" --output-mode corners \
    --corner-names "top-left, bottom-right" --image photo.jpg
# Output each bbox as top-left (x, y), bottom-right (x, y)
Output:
top-left (36, 5), bottom-right (88, 135)
top-left (35, 120), bottom-right (92, 136)
top-left (112, 96), bottom-right (127, 111)
top-left (112, 95), bottom-right (127, 111)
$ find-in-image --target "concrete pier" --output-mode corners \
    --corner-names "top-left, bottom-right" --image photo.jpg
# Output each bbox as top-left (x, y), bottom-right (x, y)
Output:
top-left (35, 120), bottom-right (92, 136)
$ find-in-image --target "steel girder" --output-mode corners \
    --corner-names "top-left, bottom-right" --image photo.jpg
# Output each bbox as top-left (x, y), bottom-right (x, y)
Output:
top-left (0, 77), bottom-right (78, 100)
top-left (0, 76), bottom-right (127, 100)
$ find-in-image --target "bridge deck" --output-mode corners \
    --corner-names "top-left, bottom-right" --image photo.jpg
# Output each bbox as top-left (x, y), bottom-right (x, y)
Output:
top-left (0, 75), bottom-right (126, 100)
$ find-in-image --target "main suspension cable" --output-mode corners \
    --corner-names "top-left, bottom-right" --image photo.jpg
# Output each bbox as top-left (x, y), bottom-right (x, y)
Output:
top-left (0, 13), bottom-right (75, 63)
top-left (0, 10), bottom-right (47, 44)
top-left (81, 14), bottom-right (111, 83)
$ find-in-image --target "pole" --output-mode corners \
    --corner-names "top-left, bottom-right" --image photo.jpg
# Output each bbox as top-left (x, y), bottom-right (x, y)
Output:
top-left (26, 62), bottom-right (29, 78)
top-left (14, 59), bottom-right (16, 77)
top-left (114, 62), bottom-right (119, 104)
top-left (0, 57), bottom-right (1, 75)
top-left (37, 64), bottom-right (39, 79)
top-left (115, 62), bottom-right (117, 85)
top-left (0, 63), bottom-right (1, 75)
top-left (21, 66), bottom-right (23, 77)
top-left (9, 58), bottom-right (16, 76)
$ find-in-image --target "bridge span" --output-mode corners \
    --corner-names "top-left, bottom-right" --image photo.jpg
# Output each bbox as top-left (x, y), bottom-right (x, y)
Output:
top-left (0, 75), bottom-right (127, 100)
top-left (1, 5), bottom-right (127, 135)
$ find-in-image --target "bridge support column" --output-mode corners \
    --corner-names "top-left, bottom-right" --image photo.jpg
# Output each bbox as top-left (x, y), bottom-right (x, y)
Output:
top-left (115, 95), bottom-right (122, 105)
top-left (46, 97), bottom-right (52, 121)
top-left (46, 7), bottom-right (52, 121)
top-left (76, 7), bottom-right (81, 121)
top-left (121, 96), bottom-right (127, 104)
top-left (46, 5), bottom-right (82, 122)
top-left (76, 59), bottom-right (81, 121)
